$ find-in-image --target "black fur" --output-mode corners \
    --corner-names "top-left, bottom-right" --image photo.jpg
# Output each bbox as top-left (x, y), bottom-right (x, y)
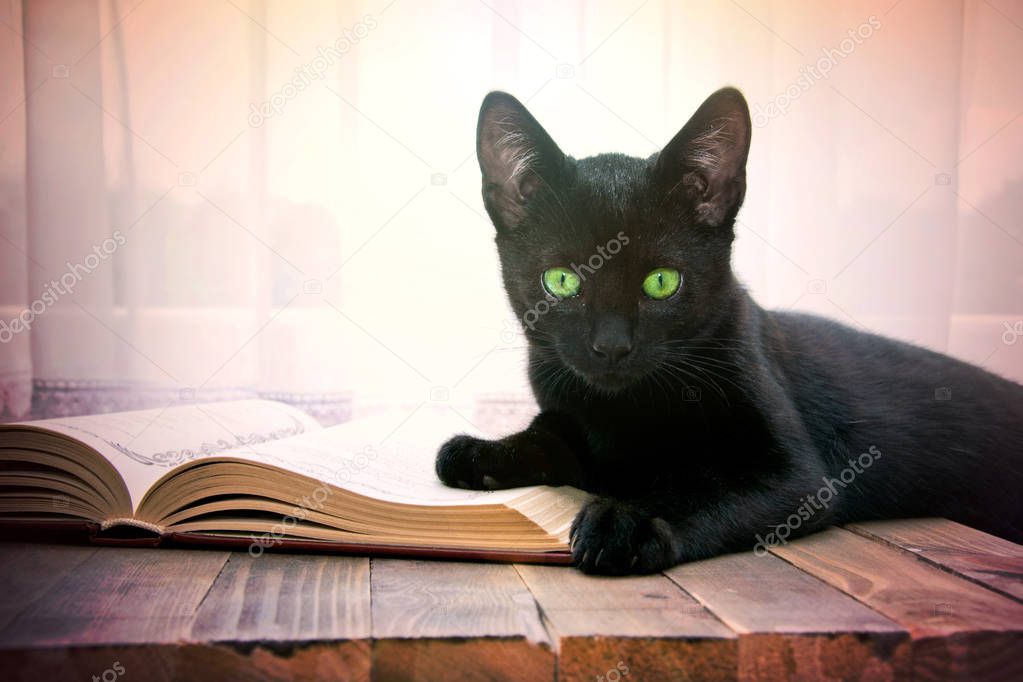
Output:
top-left (435, 88), bottom-right (1023, 575)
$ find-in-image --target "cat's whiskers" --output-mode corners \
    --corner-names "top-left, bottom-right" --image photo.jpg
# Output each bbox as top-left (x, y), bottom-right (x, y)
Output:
top-left (651, 341), bottom-right (746, 405)
top-left (656, 346), bottom-right (745, 391)
top-left (662, 337), bottom-right (809, 358)
top-left (656, 361), bottom-right (730, 405)
top-left (652, 351), bottom-right (729, 397)
top-left (671, 353), bottom-right (746, 377)
top-left (679, 358), bottom-right (745, 396)
top-left (645, 362), bottom-right (677, 406)
top-left (550, 365), bottom-right (581, 399)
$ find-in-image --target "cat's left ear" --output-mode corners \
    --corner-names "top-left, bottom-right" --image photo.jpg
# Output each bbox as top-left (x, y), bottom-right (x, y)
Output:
top-left (654, 87), bottom-right (751, 227)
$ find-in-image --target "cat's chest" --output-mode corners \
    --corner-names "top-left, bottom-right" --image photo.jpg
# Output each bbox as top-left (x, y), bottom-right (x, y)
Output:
top-left (572, 406), bottom-right (699, 461)
top-left (556, 390), bottom-right (761, 463)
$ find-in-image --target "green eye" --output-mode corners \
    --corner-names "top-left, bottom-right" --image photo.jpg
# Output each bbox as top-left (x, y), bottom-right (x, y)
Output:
top-left (642, 268), bottom-right (681, 299)
top-left (542, 267), bottom-right (581, 299)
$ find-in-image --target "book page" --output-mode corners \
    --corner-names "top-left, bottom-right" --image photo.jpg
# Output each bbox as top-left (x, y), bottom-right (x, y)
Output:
top-left (206, 408), bottom-right (543, 507)
top-left (15, 400), bottom-right (321, 511)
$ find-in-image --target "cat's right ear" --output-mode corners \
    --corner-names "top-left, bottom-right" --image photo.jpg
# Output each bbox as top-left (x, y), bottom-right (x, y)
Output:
top-left (477, 92), bottom-right (565, 231)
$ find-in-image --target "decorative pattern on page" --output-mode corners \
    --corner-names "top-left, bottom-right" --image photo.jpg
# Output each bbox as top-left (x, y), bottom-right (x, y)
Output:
top-left (10, 399), bottom-right (323, 514)
top-left (57, 414), bottom-right (309, 467)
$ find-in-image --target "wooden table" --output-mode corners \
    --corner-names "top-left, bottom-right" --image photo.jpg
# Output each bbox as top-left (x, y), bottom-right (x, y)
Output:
top-left (1, 518), bottom-right (1021, 681)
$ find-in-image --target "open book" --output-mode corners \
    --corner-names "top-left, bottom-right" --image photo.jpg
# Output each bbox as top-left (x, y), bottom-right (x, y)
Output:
top-left (0, 400), bottom-right (588, 564)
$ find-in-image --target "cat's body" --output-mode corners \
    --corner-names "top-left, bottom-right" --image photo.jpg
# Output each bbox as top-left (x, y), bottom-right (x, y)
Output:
top-left (436, 88), bottom-right (1023, 574)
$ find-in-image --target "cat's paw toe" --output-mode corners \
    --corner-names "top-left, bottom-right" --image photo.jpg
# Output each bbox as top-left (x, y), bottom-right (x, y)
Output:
top-left (435, 435), bottom-right (503, 490)
top-left (570, 498), bottom-right (678, 575)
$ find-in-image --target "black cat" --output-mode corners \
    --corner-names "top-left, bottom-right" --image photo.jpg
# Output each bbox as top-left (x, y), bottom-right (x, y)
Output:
top-left (435, 87), bottom-right (1023, 575)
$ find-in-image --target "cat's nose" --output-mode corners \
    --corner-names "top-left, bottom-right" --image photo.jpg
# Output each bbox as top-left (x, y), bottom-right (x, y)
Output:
top-left (591, 339), bottom-right (632, 364)
top-left (591, 316), bottom-right (633, 365)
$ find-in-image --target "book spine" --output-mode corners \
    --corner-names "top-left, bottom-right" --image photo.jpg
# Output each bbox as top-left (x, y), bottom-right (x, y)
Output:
top-left (100, 517), bottom-right (164, 534)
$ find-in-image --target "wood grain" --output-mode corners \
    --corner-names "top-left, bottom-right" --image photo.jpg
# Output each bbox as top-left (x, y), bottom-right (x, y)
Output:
top-left (0, 542), bottom-right (97, 631)
top-left (772, 528), bottom-right (1023, 681)
top-left (189, 553), bottom-right (372, 681)
top-left (516, 564), bottom-right (737, 682)
top-left (190, 553), bottom-right (371, 642)
top-left (371, 559), bottom-right (554, 681)
top-left (3, 528), bottom-right (1022, 682)
top-left (0, 644), bottom-right (367, 682)
top-left (848, 518), bottom-right (1023, 603)
top-left (0, 548), bottom-right (373, 682)
top-left (0, 546), bottom-right (228, 647)
top-left (667, 551), bottom-right (911, 681)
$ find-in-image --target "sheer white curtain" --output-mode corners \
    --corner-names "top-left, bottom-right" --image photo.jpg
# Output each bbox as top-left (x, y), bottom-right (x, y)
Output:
top-left (1, 0), bottom-right (1020, 425)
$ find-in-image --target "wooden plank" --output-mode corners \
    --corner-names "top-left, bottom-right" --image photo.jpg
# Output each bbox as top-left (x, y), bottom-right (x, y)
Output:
top-left (190, 553), bottom-right (371, 641)
top-left (0, 542), bottom-right (98, 631)
top-left (516, 564), bottom-right (737, 682)
top-left (666, 551), bottom-right (911, 681)
top-left (0, 546), bottom-right (229, 647)
top-left (1, 645), bottom-right (363, 682)
top-left (772, 527), bottom-right (1023, 681)
top-left (848, 518), bottom-right (1023, 603)
top-left (189, 553), bottom-right (372, 681)
top-left (0, 549), bottom-right (372, 682)
top-left (371, 559), bottom-right (554, 681)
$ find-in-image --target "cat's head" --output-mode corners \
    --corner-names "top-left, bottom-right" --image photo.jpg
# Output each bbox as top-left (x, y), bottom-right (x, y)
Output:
top-left (477, 88), bottom-right (751, 393)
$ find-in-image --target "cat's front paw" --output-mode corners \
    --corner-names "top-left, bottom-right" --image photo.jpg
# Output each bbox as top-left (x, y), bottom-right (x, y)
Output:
top-left (435, 435), bottom-right (507, 490)
top-left (570, 498), bottom-right (679, 575)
